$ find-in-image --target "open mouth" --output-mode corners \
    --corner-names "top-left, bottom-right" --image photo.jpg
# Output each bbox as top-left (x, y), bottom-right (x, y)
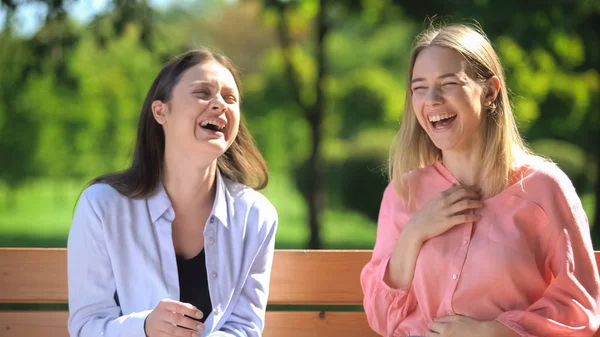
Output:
top-left (428, 113), bottom-right (457, 130)
top-left (200, 119), bottom-right (226, 133)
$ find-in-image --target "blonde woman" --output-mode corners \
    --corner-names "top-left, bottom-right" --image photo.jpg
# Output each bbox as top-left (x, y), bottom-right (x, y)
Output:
top-left (361, 24), bottom-right (600, 337)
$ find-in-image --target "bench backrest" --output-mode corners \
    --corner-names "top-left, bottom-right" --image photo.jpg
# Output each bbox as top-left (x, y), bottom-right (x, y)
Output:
top-left (3, 249), bottom-right (600, 337)
top-left (0, 248), bottom-right (378, 337)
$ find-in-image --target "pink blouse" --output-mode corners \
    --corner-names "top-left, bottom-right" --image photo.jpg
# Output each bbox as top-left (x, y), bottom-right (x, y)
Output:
top-left (361, 161), bottom-right (600, 336)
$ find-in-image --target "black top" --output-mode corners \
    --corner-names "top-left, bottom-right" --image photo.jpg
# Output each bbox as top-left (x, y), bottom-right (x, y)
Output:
top-left (176, 249), bottom-right (212, 323)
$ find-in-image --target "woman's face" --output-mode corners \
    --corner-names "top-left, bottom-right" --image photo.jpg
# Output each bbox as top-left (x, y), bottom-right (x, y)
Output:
top-left (153, 61), bottom-right (240, 163)
top-left (410, 46), bottom-right (487, 154)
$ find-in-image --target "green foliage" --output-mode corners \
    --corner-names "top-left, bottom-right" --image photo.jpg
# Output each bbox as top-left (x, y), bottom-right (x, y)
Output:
top-left (530, 139), bottom-right (587, 180)
top-left (0, 31), bottom-right (39, 190)
top-left (1, 0), bottom-right (599, 246)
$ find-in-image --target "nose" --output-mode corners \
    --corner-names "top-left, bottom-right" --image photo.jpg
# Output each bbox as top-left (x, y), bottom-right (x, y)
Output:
top-left (424, 86), bottom-right (443, 106)
top-left (211, 95), bottom-right (227, 112)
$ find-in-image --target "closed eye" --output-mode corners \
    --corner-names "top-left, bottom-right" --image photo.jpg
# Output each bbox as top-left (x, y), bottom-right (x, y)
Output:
top-left (412, 86), bottom-right (427, 92)
top-left (193, 90), bottom-right (210, 97)
top-left (224, 95), bottom-right (238, 104)
top-left (443, 82), bottom-right (459, 86)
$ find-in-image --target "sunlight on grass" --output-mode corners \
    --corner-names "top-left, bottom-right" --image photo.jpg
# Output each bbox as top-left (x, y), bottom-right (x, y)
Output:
top-left (0, 173), bottom-right (378, 249)
top-left (261, 172), bottom-right (377, 249)
top-left (0, 176), bottom-right (595, 249)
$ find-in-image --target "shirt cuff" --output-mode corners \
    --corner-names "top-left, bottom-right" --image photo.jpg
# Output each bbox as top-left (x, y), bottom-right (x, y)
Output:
top-left (121, 309), bottom-right (152, 337)
top-left (495, 311), bottom-right (528, 337)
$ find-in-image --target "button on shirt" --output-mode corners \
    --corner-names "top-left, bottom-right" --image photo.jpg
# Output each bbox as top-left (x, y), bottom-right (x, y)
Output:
top-left (361, 161), bottom-right (600, 337)
top-left (67, 170), bottom-right (278, 337)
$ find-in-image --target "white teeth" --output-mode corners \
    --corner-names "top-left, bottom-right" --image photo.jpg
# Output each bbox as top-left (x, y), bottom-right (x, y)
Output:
top-left (200, 119), bottom-right (226, 130)
top-left (428, 113), bottom-right (457, 123)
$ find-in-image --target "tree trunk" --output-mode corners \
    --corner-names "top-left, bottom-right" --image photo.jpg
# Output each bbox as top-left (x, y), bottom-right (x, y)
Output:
top-left (275, 0), bottom-right (328, 248)
top-left (307, 112), bottom-right (324, 249)
top-left (306, 0), bottom-right (328, 249)
top-left (591, 149), bottom-right (600, 249)
top-left (593, 69), bottom-right (600, 249)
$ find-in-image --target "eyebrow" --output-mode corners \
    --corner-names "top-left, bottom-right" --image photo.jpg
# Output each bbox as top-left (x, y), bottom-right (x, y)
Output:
top-left (189, 80), bottom-right (216, 87)
top-left (411, 73), bottom-right (459, 84)
top-left (189, 81), bottom-right (238, 93)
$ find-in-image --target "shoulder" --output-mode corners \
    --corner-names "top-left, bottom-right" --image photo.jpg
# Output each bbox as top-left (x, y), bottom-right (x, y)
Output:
top-left (82, 183), bottom-right (125, 203)
top-left (404, 164), bottom-right (440, 183)
top-left (518, 161), bottom-right (585, 225)
top-left (224, 178), bottom-right (278, 227)
top-left (387, 163), bottom-right (440, 204)
top-left (523, 161), bottom-right (576, 196)
top-left (79, 183), bottom-right (139, 217)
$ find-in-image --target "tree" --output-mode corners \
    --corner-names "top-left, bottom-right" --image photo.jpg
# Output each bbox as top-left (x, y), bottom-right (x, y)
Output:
top-left (264, 0), bottom-right (329, 248)
top-left (0, 30), bottom-right (39, 207)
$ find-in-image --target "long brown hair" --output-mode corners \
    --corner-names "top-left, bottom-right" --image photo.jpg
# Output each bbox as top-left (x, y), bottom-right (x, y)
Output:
top-left (389, 23), bottom-right (539, 203)
top-left (89, 48), bottom-right (268, 198)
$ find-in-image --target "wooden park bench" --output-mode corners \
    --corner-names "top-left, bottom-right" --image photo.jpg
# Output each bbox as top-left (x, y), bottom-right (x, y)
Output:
top-left (0, 248), bottom-right (378, 337)
top-left (2, 248), bottom-right (600, 337)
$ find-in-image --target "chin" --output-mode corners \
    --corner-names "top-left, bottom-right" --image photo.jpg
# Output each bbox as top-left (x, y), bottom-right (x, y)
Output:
top-left (192, 140), bottom-right (226, 157)
top-left (430, 139), bottom-right (458, 152)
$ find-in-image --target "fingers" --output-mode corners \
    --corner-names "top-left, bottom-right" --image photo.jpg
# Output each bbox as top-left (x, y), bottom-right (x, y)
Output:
top-left (427, 320), bottom-right (446, 334)
top-left (447, 213), bottom-right (481, 226)
top-left (440, 184), bottom-right (464, 197)
top-left (164, 311), bottom-right (204, 331)
top-left (160, 299), bottom-right (203, 319)
top-left (152, 300), bottom-right (204, 337)
top-left (446, 199), bottom-right (484, 216)
top-left (158, 321), bottom-right (202, 337)
top-left (446, 187), bottom-right (481, 205)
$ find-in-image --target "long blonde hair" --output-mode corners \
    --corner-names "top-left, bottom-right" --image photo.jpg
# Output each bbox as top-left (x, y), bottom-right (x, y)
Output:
top-left (389, 23), bottom-right (536, 202)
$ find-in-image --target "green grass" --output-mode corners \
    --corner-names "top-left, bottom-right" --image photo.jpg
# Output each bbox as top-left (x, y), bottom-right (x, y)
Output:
top-left (1, 174), bottom-right (597, 249)
top-left (0, 173), bottom-right (377, 249)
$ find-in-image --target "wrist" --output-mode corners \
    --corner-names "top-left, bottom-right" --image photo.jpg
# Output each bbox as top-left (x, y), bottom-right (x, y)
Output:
top-left (402, 219), bottom-right (427, 243)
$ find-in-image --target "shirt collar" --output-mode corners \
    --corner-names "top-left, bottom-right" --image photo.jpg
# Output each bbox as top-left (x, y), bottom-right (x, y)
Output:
top-left (211, 169), bottom-right (229, 227)
top-left (147, 182), bottom-right (173, 223)
top-left (147, 169), bottom-right (230, 226)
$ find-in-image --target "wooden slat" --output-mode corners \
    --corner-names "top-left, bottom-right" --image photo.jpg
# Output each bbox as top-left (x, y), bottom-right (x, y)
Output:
top-left (0, 311), bottom-right (379, 337)
top-left (0, 311), bottom-right (67, 336)
top-left (269, 250), bottom-right (371, 305)
top-left (3, 249), bottom-right (600, 336)
top-left (0, 248), bottom-right (372, 305)
top-left (264, 311), bottom-right (378, 337)
top-left (0, 249), bottom-right (67, 303)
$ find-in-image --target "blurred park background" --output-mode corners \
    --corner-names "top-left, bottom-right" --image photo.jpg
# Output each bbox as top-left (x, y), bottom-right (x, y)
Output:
top-left (0, 0), bottom-right (599, 250)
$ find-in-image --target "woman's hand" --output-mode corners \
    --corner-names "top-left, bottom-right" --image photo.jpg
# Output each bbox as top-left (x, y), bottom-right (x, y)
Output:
top-left (406, 185), bottom-right (483, 242)
top-left (144, 299), bottom-right (205, 337)
top-left (385, 185), bottom-right (483, 289)
top-left (426, 315), bottom-right (519, 337)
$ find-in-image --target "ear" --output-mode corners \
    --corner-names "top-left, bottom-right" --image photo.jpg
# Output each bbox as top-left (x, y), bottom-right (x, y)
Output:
top-left (483, 76), bottom-right (501, 107)
top-left (152, 100), bottom-right (168, 125)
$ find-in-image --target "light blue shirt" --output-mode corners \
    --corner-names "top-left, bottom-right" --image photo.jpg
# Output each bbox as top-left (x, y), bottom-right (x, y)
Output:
top-left (67, 170), bottom-right (278, 337)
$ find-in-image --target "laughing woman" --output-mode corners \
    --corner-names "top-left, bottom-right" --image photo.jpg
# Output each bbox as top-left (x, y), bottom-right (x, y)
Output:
top-left (67, 49), bottom-right (278, 337)
top-left (361, 24), bottom-right (600, 337)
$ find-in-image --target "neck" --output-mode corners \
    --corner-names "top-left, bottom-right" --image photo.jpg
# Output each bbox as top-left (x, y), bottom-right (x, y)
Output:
top-left (162, 150), bottom-right (217, 211)
top-left (441, 149), bottom-right (481, 187)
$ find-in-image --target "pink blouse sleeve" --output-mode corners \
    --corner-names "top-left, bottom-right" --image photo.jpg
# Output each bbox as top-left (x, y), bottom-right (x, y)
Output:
top-left (360, 183), bottom-right (418, 337)
top-left (496, 166), bottom-right (600, 336)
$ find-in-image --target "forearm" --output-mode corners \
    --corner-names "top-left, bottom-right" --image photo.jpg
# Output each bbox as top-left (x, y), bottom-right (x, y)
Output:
top-left (385, 222), bottom-right (425, 289)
